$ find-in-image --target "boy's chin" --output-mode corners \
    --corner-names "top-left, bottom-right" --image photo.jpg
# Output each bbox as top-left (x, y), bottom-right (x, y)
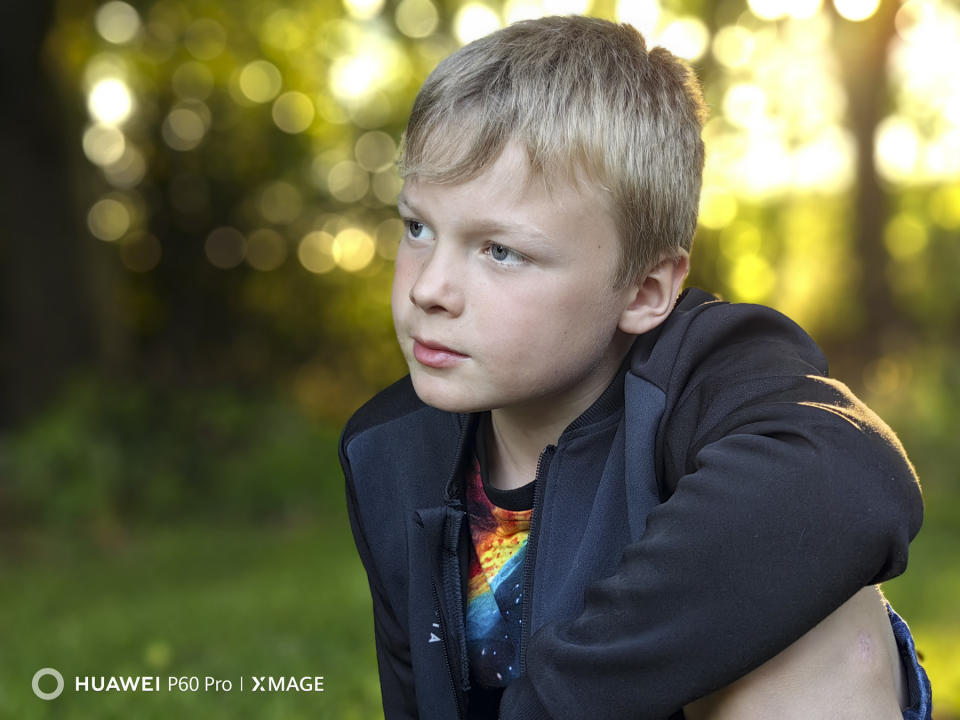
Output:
top-left (409, 375), bottom-right (489, 414)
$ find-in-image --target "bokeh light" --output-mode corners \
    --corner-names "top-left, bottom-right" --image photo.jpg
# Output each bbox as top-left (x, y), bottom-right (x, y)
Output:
top-left (327, 161), bottom-right (370, 203)
top-left (658, 17), bottom-right (710, 62)
top-left (833, 0), bottom-right (881, 22)
top-left (884, 213), bottom-right (928, 260)
top-left (258, 182), bottom-right (303, 224)
top-left (748, 0), bottom-right (789, 22)
top-left (238, 60), bottom-right (283, 104)
top-left (395, 0), bottom-right (439, 38)
top-left (87, 197), bottom-right (131, 241)
top-left (246, 229), bottom-right (287, 271)
top-left (95, 2), bottom-right (141, 44)
top-left (454, 3), bottom-right (502, 45)
top-left (119, 232), bottom-right (162, 272)
top-left (343, 0), bottom-right (385, 21)
top-left (184, 18), bottom-right (227, 60)
top-left (82, 124), bottom-right (126, 166)
top-left (354, 131), bottom-right (397, 173)
top-left (615, 0), bottom-right (659, 38)
top-left (272, 92), bottom-right (315, 134)
top-left (88, 78), bottom-right (134, 125)
top-left (332, 228), bottom-right (376, 271)
top-left (712, 26), bottom-right (755, 69)
top-left (205, 227), bottom-right (247, 269)
top-left (298, 231), bottom-right (337, 274)
top-left (162, 106), bottom-right (208, 151)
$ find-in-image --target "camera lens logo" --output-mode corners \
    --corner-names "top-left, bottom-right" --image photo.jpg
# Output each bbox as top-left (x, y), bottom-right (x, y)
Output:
top-left (32, 668), bottom-right (65, 700)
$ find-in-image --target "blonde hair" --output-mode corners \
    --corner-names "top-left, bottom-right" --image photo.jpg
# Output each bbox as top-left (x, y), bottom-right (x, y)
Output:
top-left (400, 15), bottom-right (709, 286)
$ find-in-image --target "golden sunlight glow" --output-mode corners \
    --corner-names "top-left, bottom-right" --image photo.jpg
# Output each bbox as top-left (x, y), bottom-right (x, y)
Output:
top-left (95, 2), bottom-right (141, 44)
top-left (272, 92), bottom-right (315, 134)
top-left (328, 161), bottom-right (370, 202)
top-left (298, 231), bottom-right (337, 274)
top-left (615, 0), bottom-right (660, 39)
top-left (504, 0), bottom-right (546, 24)
top-left (372, 168), bottom-right (403, 205)
top-left (103, 144), bottom-right (146, 188)
top-left (330, 54), bottom-right (382, 102)
top-left (712, 26), bottom-right (755, 69)
top-left (792, 127), bottom-right (855, 192)
top-left (238, 60), bottom-right (283, 104)
top-left (355, 131), bottom-right (397, 172)
top-left (884, 213), bottom-right (928, 260)
top-left (833, 0), bottom-right (881, 22)
top-left (730, 254), bottom-right (776, 302)
top-left (542, 0), bottom-right (591, 14)
top-left (333, 228), bottom-right (376, 271)
top-left (395, 0), bottom-right (439, 38)
top-left (87, 197), bottom-right (131, 241)
top-left (83, 124), bottom-right (126, 166)
top-left (723, 83), bottom-right (768, 131)
top-left (658, 17), bottom-right (710, 61)
top-left (88, 78), bottom-right (134, 125)
top-left (720, 221), bottom-right (763, 261)
top-left (343, 0), bottom-right (385, 21)
top-left (246, 229), bottom-right (287, 271)
top-left (929, 185), bottom-right (960, 229)
top-left (875, 115), bottom-right (921, 183)
top-left (698, 186), bottom-right (739, 230)
top-left (205, 227), bottom-right (247, 269)
top-left (454, 3), bottom-right (502, 45)
top-left (747, 0), bottom-right (789, 22)
top-left (788, 0), bottom-right (823, 19)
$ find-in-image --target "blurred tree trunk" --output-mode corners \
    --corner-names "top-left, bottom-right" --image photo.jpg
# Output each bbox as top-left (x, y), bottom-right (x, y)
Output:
top-left (0, 0), bottom-right (120, 428)
top-left (829, 0), bottom-right (903, 383)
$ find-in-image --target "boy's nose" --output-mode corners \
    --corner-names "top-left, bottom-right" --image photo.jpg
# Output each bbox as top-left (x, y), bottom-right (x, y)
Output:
top-left (408, 246), bottom-right (464, 316)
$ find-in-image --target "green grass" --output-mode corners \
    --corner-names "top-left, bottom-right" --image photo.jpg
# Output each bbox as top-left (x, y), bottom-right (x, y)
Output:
top-left (1, 511), bottom-right (957, 720)
top-left (0, 515), bottom-right (383, 720)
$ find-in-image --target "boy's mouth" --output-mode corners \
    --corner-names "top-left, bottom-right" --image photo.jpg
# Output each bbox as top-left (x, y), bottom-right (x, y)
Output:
top-left (412, 337), bottom-right (468, 368)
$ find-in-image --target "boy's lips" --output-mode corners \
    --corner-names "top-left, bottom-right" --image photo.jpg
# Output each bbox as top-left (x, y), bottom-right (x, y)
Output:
top-left (412, 337), bottom-right (468, 368)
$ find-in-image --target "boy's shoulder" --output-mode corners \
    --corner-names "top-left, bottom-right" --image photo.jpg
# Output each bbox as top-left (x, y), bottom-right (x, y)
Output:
top-left (635, 288), bottom-right (830, 393)
top-left (339, 373), bottom-right (463, 457)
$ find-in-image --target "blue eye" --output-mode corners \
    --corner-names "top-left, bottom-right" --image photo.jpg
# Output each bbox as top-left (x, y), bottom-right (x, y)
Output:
top-left (487, 243), bottom-right (525, 266)
top-left (403, 219), bottom-right (434, 242)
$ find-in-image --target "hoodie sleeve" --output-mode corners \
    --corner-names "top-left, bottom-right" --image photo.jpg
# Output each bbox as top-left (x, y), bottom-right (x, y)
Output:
top-left (342, 433), bottom-right (420, 720)
top-left (500, 297), bottom-right (923, 720)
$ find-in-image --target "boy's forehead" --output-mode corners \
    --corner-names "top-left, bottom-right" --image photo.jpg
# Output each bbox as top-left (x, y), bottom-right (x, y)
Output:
top-left (399, 142), bottom-right (611, 224)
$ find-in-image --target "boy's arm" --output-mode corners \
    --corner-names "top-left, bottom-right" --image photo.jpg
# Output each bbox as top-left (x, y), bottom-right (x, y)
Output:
top-left (500, 302), bottom-right (923, 720)
top-left (343, 452), bottom-right (419, 719)
top-left (683, 586), bottom-right (906, 720)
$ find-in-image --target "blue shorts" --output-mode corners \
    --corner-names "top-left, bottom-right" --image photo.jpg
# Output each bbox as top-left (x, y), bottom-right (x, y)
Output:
top-left (890, 605), bottom-right (933, 720)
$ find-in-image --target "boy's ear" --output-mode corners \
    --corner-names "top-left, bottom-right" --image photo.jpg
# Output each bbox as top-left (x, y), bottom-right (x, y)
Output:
top-left (618, 252), bottom-right (690, 336)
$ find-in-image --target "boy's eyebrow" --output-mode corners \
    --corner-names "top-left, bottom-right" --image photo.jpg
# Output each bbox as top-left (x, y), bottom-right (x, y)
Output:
top-left (396, 193), bottom-right (557, 247)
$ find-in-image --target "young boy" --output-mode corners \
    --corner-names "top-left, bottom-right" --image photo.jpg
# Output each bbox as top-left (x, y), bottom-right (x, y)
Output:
top-left (340, 15), bottom-right (931, 720)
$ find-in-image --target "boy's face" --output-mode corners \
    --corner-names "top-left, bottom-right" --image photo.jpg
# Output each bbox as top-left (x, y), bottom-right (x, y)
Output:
top-left (392, 143), bottom-right (639, 420)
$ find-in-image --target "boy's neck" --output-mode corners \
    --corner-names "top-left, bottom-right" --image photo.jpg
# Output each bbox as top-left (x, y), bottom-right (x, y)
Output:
top-left (484, 340), bottom-right (632, 491)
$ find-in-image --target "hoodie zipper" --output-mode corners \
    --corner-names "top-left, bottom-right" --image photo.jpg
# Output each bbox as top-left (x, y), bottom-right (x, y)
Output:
top-left (519, 444), bottom-right (555, 677)
top-left (432, 581), bottom-right (466, 719)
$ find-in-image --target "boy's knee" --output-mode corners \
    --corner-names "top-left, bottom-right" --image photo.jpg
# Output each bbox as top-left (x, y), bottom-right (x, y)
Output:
top-left (684, 587), bottom-right (906, 720)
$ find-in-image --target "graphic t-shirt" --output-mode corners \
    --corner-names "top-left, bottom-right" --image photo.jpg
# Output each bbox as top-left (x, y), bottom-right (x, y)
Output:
top-left (464, 457), bottom-right (533, 689)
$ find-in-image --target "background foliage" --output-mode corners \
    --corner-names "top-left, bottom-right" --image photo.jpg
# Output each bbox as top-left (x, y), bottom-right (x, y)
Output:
top-left (1, 0), bottom-right (958, 717)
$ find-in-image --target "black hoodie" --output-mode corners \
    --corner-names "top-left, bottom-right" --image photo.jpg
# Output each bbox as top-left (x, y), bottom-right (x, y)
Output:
top-left (341, 288), bottom-right (923, 720)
